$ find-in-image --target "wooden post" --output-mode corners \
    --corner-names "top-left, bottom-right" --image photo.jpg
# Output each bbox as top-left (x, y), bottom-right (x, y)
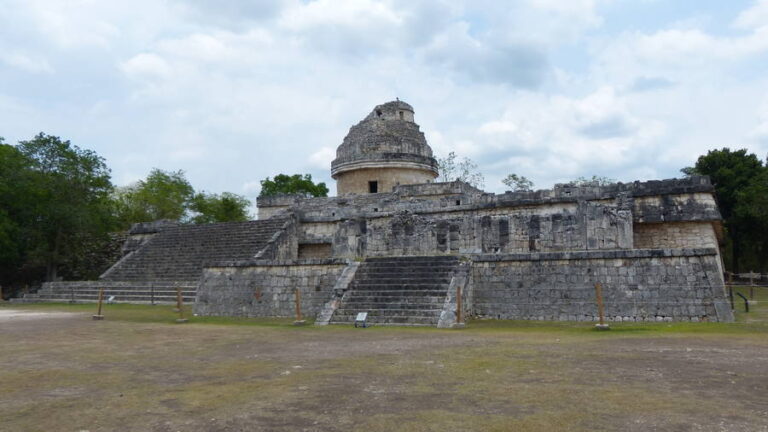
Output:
top-left (749, 271), bottom-right (755, 301)
top-left (0, 285), bottom-right (4, 302)
top-left (728, 272), bottom-right (734, 310)
top-left (175, 286), bottom-right (187, 323)
top-left (92, 288), bottom-right (105, 320)
top-left (456, 283), bottom-right (463, 324)
top-left (594, 282), bottom-right (609, 330)
top-left (293, 289), bottom-right (305, 325)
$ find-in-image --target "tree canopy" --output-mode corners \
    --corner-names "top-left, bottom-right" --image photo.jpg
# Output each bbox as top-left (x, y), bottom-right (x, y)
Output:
top-left (682, 148), bottom-right (767, 272)
top-left (114, 169), bottom-right (194, 227)
top-left (14, 133), bottom-right (115, 281)
top-left (114, 169), bottom-right (252, 227)
top-left (502, 174), bottom-right (534, 192)
top-left (0, 133), bottom-right (254, 292)
top-left (436, 152), bottom-right (485, 189)
top-left (568, 175), bottom-right (616, 186)
top-left (259, 174), bottom-right (329, 197)
top-left (189, 192), bottom-right (251, 224)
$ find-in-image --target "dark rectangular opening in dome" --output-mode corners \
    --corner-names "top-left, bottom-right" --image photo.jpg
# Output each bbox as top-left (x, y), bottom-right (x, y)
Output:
top-left (368, 181), bottom-right (378, 193)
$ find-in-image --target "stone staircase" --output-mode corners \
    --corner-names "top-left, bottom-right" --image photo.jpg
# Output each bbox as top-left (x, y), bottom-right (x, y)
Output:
top-left (16, 281), bottom-right (196, 304)
top-left (329, 256), bottom-right (460, 326)
top-left (16, 218), bottom-right (289, 304)
top-left (101, 218), bottom-right (288, 282)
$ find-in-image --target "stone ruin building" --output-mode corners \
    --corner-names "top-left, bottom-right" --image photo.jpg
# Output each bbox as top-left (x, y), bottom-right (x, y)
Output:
top-left (23, 100), bottom-right (734, 325)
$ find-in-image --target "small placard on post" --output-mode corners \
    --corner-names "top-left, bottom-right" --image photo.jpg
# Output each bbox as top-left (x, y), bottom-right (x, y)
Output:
top-left (354, 312), bottom-right (368, 328)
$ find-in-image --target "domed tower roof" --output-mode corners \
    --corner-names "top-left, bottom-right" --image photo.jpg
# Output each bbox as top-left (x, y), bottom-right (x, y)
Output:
top-left (331, 100), bottom-right (439, 179)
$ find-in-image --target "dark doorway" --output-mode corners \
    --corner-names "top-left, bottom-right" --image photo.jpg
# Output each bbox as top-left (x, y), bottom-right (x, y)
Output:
top-left (368, 181), bottom-right (378, 193)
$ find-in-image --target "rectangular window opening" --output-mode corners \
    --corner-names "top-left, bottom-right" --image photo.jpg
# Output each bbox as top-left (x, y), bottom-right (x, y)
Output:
top-left (368, 181), bottom-right (378, 193)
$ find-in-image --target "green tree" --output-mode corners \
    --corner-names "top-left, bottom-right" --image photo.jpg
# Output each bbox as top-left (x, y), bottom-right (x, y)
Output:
top-left (189, 192), bottom-right (251, 224)
top-left (681, 148), bottom-right (766, 272)
top-left (436, 152), bottom-right (485, 189)
top-left (502, 173), bottom-right (534, 192)
top-left (681, 149), bottom-right (763, 220)
top-left (16, 133), bottom-right (114, 281)
top-left (0, 139), bottom-right (31, 281)
top-left (734, 166), bottom-right (768, 272)
top-left (114, 169), bottom-right (194, 226)
top-left (259, 174), bottom-right (329, 197)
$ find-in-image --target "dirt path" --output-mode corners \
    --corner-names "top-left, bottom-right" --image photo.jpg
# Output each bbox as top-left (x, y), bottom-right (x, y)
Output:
top-left (0, 306), bottom-right (766, 432)
top-left (0, 308), bottom-right (82, 321)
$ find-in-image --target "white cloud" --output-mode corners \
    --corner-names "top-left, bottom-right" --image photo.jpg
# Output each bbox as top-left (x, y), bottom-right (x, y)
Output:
top-left (1, 0), bottom-right (767, 198)
top-left (734, 0), bottom-right (768, 29)
top-left (751, 99), bottom-right (768, 144)
top-left (279, 0), bottom-right (402, 30)
top-left (0, 51), bottom-right (53, 73)
top-left (309, 146), bottom-right (335, 169)
top-left (120, 53), bottom-right (173, 81)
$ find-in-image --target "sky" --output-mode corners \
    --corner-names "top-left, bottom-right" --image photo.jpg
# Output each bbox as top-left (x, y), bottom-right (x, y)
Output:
top-left (1, 0), bottom-right (768, 204)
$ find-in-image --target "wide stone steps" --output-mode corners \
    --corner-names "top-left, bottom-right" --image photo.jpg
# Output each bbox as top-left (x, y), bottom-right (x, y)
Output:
top-left (329, 315), bottom-right (440, 326)
top-left (17, 282), bottom-right (197, 304)
top-left (338, 302), bottom-right (444, 310)
top-left (23, 294), bottom-right (195, 304)
top-left (349, 283), bottom-right (448, 290)
top-left (344, 291), bottom-right (447, 299)
top-left (352, 274), bottom-right (451, 287)
top-left (330, 255), bottom-right (459, 327)
top-left (102, 219), bottom-right (288, 282)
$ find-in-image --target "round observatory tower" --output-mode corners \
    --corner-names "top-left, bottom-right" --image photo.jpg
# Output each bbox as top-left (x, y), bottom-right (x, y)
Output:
top-left (331, 100), bottom-right (439, 195)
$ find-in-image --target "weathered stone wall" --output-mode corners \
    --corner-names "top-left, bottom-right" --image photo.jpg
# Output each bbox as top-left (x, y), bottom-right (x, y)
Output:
top-left (331, 199), bottom-right (633, 258)
top-left (634, 222), bottom-right (718, 249)
top-left (472, 248), bottom-right (733, 322)
top-left (253, 215), bottom-right (298, 261)
top-left (258, 177), bottom-right (720, 259)
top-left (335, 166), bottom-right (437, 195)
top-left (298, 243), bottom-right (332, 259)
top-left (194, 259), bottom-right (347, 318)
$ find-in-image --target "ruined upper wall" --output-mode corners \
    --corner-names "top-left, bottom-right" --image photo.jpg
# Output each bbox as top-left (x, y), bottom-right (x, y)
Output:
top-left (257, 176), bottom-right (721, 224)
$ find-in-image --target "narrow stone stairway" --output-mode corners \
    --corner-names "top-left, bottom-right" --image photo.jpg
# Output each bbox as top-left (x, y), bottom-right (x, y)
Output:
top-left (329, 256), bottom-right (460, 326)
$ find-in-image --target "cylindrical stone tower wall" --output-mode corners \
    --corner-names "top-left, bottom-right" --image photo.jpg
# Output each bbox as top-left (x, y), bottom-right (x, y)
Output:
top-left (331, 100), bottom-right (438, 196)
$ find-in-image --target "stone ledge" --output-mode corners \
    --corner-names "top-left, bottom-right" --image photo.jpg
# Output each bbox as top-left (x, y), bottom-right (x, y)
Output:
top-left (206, 258), bottom-right (349, 268)
top-left (472, 248), bottom-right (719, 262)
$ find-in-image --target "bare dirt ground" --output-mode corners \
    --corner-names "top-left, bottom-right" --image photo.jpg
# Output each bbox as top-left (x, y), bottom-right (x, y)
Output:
top-left (0, 301), bottom-right (766, 432)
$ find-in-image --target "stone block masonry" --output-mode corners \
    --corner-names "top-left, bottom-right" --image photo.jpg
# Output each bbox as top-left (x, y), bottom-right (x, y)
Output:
top-left (194, 259), bottom-right (347, 318)
top-left (472, 248), bottom-right (733, 322)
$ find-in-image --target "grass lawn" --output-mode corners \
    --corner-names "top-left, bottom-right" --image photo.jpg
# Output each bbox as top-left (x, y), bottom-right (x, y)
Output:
top-left (1, 291), bottom-right (767, 432)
